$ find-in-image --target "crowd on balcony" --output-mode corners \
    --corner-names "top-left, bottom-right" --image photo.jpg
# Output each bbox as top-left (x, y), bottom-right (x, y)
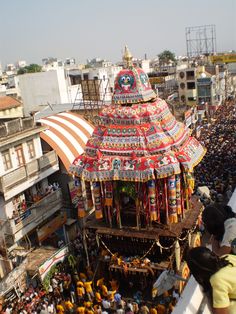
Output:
top-left (32, 182), bottom-right (60, 203)
top-left (11, 182), bottom-right (60, 223)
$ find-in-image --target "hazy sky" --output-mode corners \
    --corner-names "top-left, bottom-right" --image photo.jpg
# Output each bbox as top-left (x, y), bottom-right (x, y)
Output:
top-left (0, 0), bottom-right (235, 66)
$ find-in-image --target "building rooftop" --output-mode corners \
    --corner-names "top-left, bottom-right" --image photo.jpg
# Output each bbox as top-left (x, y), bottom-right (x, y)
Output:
top-left (0, 96), bottom-right (21, 110)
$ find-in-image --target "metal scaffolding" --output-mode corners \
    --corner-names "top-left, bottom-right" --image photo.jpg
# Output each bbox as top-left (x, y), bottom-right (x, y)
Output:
top-left (186, 25), bottom-right (217, 58)
top-left (72, 78), bottom-right (111, 125)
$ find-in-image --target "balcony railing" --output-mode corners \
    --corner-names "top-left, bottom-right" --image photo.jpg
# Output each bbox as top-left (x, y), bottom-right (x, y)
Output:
top-left (6, 189), bottom-right (63, 234)
top-left (0, 151), bottom-right (58, 193)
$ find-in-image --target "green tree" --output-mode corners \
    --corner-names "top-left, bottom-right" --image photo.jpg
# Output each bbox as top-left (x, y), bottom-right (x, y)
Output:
top-left (158, 50), bottom-right (176, 65)
top-left (17, 63), bottom-right (42, 75)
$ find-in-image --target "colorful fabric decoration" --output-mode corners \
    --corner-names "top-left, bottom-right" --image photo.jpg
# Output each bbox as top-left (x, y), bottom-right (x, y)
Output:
top-left (178, 262), bottom-right (190, 293)
top-left (112, 67), bottom-right (157, 105)
top-left (112, 46), bottom-right (156, 105)
top-left (163, 178), bottom-right (169, 224)
top-left (105, 181), bottom-right (113, 226)
top-left (155, 180), bottom-right (161, 222)
top-left (190, 232), bottom-right (201, 248)
top-left (69, 48), bottom-right (206, 226)
top-left (93, 182), bottom-right (103, 219)
top-left (148, 180), bottom-right (158, 221)
top-left (183, 173), bottom-right (190, 211)
top-left (104, 181), bottom-right (113, 206)
top-left (77, 180), bottom-right (85, 218)
top-left (70, 99), bottom-right (205, 182)
top-left (168, 175), bottom-right (178, 223)
top-left (186, 172), bottom-right (195, 195)
top-left (85, 181), bottom-right (93, 209)
top-left (175, 174), bottom-right (182, 215)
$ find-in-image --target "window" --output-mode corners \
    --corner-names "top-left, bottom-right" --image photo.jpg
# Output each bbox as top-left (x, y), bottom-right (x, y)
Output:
top-left (15, 145), bottom-right (25, 166)
top-left (181, 95), bottom-right (186, 102)
top-left (180, 82), bottom-right (185, 89)
top-left (27, 140), bottom-right (36, 159)
top-left (187, 82), bottom-right (195, 89)
top-left (70, 75), bottom-right (81, 85)
top-left (2, 150), bottom-right (12, 171)
top-left (179, 72), bottom-right (185, 79)
top-left (186, 71), bottom-right (195, 80)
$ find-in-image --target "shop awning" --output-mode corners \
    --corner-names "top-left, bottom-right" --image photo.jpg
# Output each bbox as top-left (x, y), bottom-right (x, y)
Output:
top-left (38, 112), bottom-right (94, 170)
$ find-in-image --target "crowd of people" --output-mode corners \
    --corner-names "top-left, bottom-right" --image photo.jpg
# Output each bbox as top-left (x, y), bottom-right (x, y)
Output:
top-left (194, 99), bottom-right (236, 203)
top-left (2, 99), bottom-right (236, 313)
top-left (188, 99), bottom-right (236, 314)
top-left (1, 240), bottom-right (177, 314)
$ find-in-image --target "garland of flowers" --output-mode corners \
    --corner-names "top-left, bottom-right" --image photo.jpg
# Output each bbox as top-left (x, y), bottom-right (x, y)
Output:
top-left (98, 210), bottom-right (202, 262)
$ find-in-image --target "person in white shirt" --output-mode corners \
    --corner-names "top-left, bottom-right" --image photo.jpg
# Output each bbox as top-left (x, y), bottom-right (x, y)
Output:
top-left (126, 301), bottom-right (133, 312)
top-left (47, 301), bottom-right (55, 313)
top-left (51, 278), bottom-right (58, 289)
top-left (102, 298), bottom-right (111, 310)
top-left (116, 304), bottom-right (125, 314)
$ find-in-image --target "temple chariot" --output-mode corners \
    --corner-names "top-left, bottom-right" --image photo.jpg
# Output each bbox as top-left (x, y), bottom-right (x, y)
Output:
top-left (70, 47), bottom-right (206, 298)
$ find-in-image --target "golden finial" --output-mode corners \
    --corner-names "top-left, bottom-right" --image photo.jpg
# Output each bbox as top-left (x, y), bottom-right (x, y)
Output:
top-left (123, 45), bottom-right (133, 68)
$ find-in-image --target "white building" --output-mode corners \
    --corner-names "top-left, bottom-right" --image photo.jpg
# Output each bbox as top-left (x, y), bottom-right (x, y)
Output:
top-left (178, 67), bottom-right (198, 107)
top-left (18, 68), bottom-right (70, 116)
top-left (80, 65), bottom-right (122, 102)
top-left (0, 117), bottom-right (63, 278)
top-left (16, 64), bottom-right (122, 117)
top-left (16, 61), bottom-right (27, 69)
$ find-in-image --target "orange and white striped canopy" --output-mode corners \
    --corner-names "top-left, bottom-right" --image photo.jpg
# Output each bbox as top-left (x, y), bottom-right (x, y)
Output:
top-left (38, 112), bottom-right (94, 170)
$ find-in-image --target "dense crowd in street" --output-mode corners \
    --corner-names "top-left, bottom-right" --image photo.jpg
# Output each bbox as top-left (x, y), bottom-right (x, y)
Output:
top-left (1, 235), bottom-right (177, 314)
top-left (1, 99), bottom-right (236, 313)
top-left (195, 99), bottom-right (236, 203)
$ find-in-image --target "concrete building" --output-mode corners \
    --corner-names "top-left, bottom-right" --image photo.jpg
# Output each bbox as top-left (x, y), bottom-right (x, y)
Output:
top-left (18, 68), bottom-right (70, 116)
top-left (86, 58), bottom-right (112, 68)
top-left (178, 67), bottom-right (198, 107)
top-left (177, 65), bottom-right (225, 119)
top-left (16, 63), bottom-right (122, 117)
top-left (0, 96), bottom-right (23, 120)
top-left (196, 66), bottom-right (224, 116)
top-left (0, 116), bottom-right (63, 278)
top-left (79, 65), bottom-right (122, 102)
top-left (16, 61), bottom-right (27, 69)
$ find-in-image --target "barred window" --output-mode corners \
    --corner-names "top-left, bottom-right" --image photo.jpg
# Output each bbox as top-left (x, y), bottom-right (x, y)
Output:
top-left (2, 150), bottom-right (12, 171)
top-left (27, 140), bottom-right (36, 159)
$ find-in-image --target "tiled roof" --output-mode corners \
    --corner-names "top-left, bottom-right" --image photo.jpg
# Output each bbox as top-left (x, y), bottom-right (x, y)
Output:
top-left (0, 96), bottom-right (22, 110)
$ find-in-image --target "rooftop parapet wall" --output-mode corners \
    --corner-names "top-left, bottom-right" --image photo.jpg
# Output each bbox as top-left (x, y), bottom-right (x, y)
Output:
top-left (0, 117), bottom-right (34, 138)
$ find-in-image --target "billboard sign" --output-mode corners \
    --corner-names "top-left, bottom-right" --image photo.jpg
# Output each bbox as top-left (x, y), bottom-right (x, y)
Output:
top-left (210, 54), bottom-right (236, 64)
top-left (38, 246), bottom-right (69, 281)
top-left (68, 180), bottom-right (80, 207)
